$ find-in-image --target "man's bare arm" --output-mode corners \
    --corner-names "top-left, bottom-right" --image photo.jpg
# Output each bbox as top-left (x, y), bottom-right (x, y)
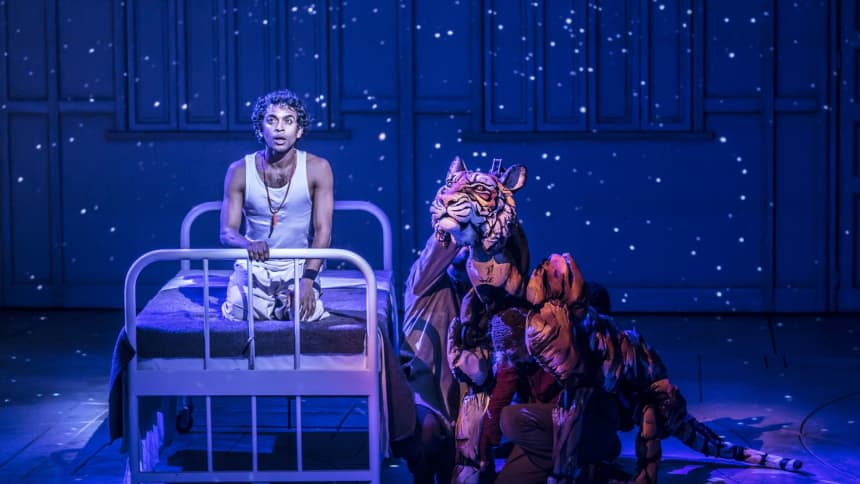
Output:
top-left (220, 160), bottom-right (247, 247)
top-left (297, 155), bottom-right (333, 320)
top-left (220, 160), bottom-right (269, 260)
top-left (305, 155), bottom-right (334, 272)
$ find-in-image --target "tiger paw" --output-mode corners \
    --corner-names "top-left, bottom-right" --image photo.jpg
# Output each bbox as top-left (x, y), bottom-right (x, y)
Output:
top-left (526, 253), bottom-right (585, 310)
top-left (448, 316), bottom-right (492, 387)
top-left (525, 300), bottom-right (582, 382)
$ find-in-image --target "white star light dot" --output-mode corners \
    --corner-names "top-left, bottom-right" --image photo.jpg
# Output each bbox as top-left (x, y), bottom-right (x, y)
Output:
top-left (434, 142), bottom-right (441, 149)
top-left (545, 211), bottom-right (552, 217)
top-left (17, 177), bottom-right (23, 183)
top-left (716, 265), bottom-right (722, 271)
top-left (109, 227), bottom-right (116, 233)
top-left (404, 224), bottom-right (411, 230)
top-left (378, 132), bottom-right (386, 141)
top-left (153, 101), bottom-right (160, 107)
top-left (629, 245), bottom-right (635, 251)
top-left (80, 208), bottom-right (87, 215)
top-left (613, 227), bottom-right (619, 233)
top-left (35, 144), bottom-right (42, 150)
top-left (719, 136), bottom-right (727, 143)
top-left (691, 250), bottom-right (697, 256)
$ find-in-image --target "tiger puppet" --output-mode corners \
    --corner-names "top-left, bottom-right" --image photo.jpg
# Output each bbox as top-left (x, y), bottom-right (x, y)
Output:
top-left (525, 254), bottom-right (804, 483)
top-left (427, 156), bottom-right (529, 481)
top-left (429, 156), bottom-right (804, 483)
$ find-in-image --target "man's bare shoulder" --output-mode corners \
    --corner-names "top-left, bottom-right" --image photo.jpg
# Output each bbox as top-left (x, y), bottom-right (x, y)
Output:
top-left (305, 152), bottom-right (331, 168)
top-left (305, 152), bottom-right (333, 179)
top-left (229, 157), bottom-right (248, 172)
top-left (226, 157), bottom-right (247, 178)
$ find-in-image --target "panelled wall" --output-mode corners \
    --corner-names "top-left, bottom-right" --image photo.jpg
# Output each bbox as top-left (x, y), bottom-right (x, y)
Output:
top-left (0, 0), bottom-right (846, 312)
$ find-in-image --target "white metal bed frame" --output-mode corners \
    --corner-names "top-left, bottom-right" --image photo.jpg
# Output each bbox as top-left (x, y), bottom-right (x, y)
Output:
top-left (123, 200), bottom-right (395, 483)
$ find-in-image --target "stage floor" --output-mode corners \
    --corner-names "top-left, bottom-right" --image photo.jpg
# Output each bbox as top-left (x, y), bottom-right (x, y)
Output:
top-left (0, 309), bottom-right (857, 483)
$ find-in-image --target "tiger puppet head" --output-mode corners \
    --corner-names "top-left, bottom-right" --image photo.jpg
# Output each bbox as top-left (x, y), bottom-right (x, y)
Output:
top-left (430, 156), bottom-right (530, 301)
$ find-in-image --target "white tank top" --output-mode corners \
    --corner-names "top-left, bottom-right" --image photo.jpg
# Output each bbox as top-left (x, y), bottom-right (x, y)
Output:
top-left (243, 150), bottom-right (312, 256)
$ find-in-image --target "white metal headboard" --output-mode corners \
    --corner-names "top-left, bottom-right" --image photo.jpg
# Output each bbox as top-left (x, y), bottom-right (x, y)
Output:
top-left (179, 200), bottom-right (393, 272)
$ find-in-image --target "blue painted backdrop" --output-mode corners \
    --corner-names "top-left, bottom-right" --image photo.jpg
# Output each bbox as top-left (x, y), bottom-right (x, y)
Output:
top-left (0, 0), bottom-right (854, 312)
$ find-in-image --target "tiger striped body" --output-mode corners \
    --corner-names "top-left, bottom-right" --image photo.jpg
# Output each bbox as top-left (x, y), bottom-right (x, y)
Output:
top-left (526, 255), bottom-right (804, 481)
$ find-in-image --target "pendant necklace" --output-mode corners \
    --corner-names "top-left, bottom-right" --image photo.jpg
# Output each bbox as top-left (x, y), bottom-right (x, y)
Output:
top-left (261, 155), bottom-right (293, 238)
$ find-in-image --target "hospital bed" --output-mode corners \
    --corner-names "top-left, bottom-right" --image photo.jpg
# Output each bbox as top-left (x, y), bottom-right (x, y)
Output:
top-left (112, 200), bottom-right (398, 483)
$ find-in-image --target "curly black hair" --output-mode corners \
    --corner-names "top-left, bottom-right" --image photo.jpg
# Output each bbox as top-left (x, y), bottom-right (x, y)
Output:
top-left (250, 89), bottom-right (310, 143)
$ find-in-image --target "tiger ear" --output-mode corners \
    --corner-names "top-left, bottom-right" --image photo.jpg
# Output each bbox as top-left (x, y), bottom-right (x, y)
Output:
top-left (448, 156), bottom-right (467, 178)
top-left (500, 164), bottom-right (527, 192)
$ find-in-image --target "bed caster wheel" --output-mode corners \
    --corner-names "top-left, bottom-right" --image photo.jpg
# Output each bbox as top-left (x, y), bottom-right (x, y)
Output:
top-left (176, 406), bottom-right (193, 433)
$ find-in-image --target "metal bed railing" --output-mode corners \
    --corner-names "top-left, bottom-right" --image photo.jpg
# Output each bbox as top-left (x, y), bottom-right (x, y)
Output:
top-left (178, 200), bottom-right (400, 349)
top-left (124, 248), bottom-right (381, 483)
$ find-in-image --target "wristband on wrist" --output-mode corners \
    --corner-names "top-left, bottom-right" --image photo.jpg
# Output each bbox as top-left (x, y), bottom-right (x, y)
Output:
top-left (302, 268), bottom-right (319, 281)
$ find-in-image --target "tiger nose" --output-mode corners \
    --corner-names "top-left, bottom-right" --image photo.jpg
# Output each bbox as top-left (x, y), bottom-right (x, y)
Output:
top-left (442, 193), bottom-right (462, 207)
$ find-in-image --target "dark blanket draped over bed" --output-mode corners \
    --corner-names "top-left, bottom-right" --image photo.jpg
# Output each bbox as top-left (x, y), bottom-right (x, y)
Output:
top-left (109, 270), bottom-right (416, 444)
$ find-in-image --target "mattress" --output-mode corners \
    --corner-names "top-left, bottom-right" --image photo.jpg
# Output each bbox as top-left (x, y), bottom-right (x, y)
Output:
top-left (132, 269), bottom-right (392, 361)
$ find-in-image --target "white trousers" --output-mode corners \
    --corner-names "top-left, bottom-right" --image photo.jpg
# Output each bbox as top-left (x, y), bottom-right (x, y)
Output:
top-left (221, 259), bottom-right (329, 322)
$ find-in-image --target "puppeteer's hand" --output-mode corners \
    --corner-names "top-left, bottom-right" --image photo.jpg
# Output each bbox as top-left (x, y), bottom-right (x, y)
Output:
top-left (246, 240), bottom-right (270, 261)
top-left (299, 278), bottom-right (316, 320)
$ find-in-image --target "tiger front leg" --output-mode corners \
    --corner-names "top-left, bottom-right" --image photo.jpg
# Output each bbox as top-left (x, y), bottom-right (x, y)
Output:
top-left (447, 288), bottom-right (493, 389)
top-left (447, 289), bottom-right (494, 484)
top-left (632, 404), bottom-right (662, 484)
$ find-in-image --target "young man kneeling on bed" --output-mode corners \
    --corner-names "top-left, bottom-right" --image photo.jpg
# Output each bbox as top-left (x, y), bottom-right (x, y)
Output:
top-left (219, 88), bottom-right (334, 322)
